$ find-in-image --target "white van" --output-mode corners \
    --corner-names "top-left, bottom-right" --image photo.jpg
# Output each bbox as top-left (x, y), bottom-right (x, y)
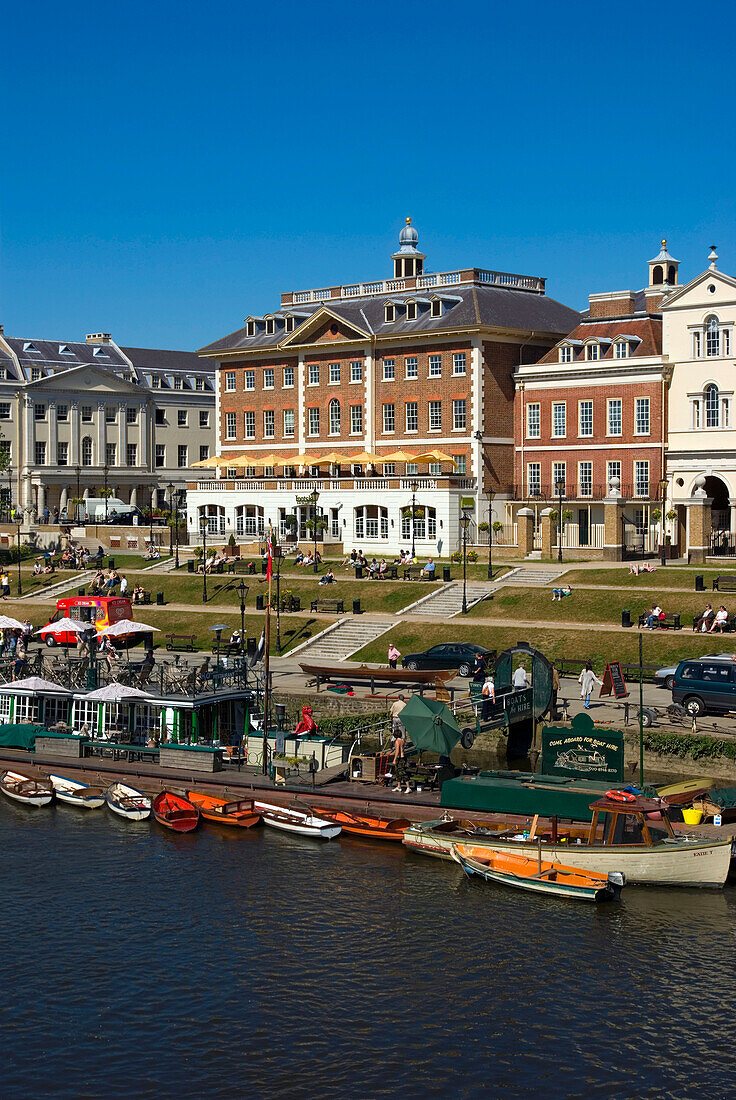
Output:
top-left (83, 497), bottom-right (140, 524)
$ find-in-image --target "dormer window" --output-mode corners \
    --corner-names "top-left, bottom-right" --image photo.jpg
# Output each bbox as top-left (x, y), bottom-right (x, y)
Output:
top-left (614, 340), bottom-right (629, 359)
top-left (559, 345), bottom-right (573, 363)
top-left (93, 346), bottom-right (109, 358)
top-left (406, 301), bottom-right (417, 321)
top-left (23, 342), bottom-right (40, 354)
top-left (431, 299), bottom-right (442, 318)
top-left (586, 343), bottom-right (599, 361)
top-left (385, 303), bottom-right (395, 324)
top-left (58, 344), bottom-right (74, 355)
top-left (266, 318), bottom-right (275, 335)
top-left (284, 315), bottom-right (294, 334)
top-left (246, 320), bottom-right (256, 338)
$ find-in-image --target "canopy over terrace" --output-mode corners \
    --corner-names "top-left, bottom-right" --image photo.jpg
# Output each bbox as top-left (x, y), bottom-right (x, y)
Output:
top-left (0, 677), bottom-right (72, 727)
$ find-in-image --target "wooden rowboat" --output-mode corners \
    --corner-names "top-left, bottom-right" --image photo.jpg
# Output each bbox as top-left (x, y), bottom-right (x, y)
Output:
top-left (452, 843), bottom-right (624, 903)
top-left (254, 800), bottom-right (341, 840)
top-left (0, 769), bottom-right (53, 807)
top-left (300, 662), bottom-right (456, 686)
top-left (314, 807), bottom-right (412, 841)
top-left (152, 791), bottom-right (200, 832)
top-left (48, 773), bottom-right (105, 809)
top-left (105, 781), bottom-right (151, 821)
top-left (186, 790), bottom-right (261, 828)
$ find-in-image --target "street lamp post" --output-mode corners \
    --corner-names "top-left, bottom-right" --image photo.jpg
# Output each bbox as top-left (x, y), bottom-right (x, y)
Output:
top-left (309, 489), bottom-right (320, 574)
top-left (459, 511), bottom-right (471, 614)
top-left (555, 477), bottom-right (565, 564)
top-left (486, 488), bottom-right (495, 580)
top-left (149, 489), bottom-right (155, 555)
top-left (410, 480), bottom-right (418, 558)
top-left (173, 489), bottom-right (183, 569)
top-left (15, 508), bottom-right (23, 596)
top-left (103, 463), bottom-right (110, 523)
top-left (167, 482), bottom-right (174, 558)
top-left (200, 517), bottom-right (208, 602)
top-left (275, 544), bottom-right (282, 654)
top-left (658, 477), bottom-right (668, 568)
top-left (237, 580), bottom-right (248, 659)
top-left (5, 468), bottom-right (11, 523)
top-left (75, 464), bottom-right (82, 524)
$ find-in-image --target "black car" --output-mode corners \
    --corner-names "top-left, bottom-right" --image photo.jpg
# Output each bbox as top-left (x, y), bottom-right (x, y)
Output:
top-left (401, 643), bottom-right (494, 677)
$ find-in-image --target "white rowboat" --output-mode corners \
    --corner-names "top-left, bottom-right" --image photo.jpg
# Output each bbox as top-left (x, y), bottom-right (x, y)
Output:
top-left (0, 769), bottom-right (53, 807)
top-left (254, 800), bottom-right (341, 840)
top-left (48, 773), bottom-right (105, 809)
top-left (105, 782), bottom-right (151, 821)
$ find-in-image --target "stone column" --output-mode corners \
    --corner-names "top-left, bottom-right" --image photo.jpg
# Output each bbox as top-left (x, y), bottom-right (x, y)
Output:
top-left (687, 477), bottom-right (712, 563)
top-left (130, 486), bottom-right (138, 506)
top-left (97, 402), bottom-right (106, 464)
top-left (37, 484), bottom-right (46, 517)
top-left (138, 405), bottom-right (148, 468)
top-left (48, 402), bottom-right (58, 462)
top-left (540, 507), bottom-right (555, 559)
top-left (118, 403), bottom-right (126, 465)
top-left (729, 497), bottom-right (736, 535)
top-left (60, 486), bottom-right (68, 511)
top-left (70, 402), bottom-right (80, 464)
top-left (516, 507), bottom-right (535, 556)
top-left (23, 396), bottom-right (34, 472)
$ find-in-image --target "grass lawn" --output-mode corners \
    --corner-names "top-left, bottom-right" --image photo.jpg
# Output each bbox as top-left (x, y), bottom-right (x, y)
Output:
top-left (466, 586), bottom-right (716, 625)
top-left (351, 622), bottom-right (732, 671)
top-left (561, 566), bottom-right (718, 591)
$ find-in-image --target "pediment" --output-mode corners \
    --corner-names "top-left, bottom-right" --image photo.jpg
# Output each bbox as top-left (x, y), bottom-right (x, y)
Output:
top-left (660, 268), bottom-right (736, 310)
top-left (280, 306), bottom-right (370, 347)
top-left (26, 363), bottom-right (141, 395)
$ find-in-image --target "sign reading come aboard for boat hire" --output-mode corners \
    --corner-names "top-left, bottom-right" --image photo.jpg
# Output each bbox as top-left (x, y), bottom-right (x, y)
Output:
top-left (541, 713), bottom-right (624, 782)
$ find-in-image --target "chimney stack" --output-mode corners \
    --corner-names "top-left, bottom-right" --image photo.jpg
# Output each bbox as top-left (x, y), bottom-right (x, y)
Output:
top-left (86, 332), bottom-right (112, 344)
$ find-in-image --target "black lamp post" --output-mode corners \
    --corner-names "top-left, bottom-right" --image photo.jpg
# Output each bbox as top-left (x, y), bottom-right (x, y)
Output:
top-left (15, 508), bottom-right (23, 596)
top-left (173, 488), bottom-right (183, 569)
top-left (486, 488), bottom-right (495, 580)
top-left (166, 482), bottom-right (174, 558)
top-left (74, 464), bottom-right (82, 523)
top-left (200, 517), bottom-right (208, 602)
top-left (459, 511), bottom-right (471, 614)
top-left (6, 468), bottom-right (11, 523)
top-left (658, 477), bottom-right (668, 568)
top-left (237, 580), bottom-right (248, 658)
top-left (103, 463), bottom-right (110, 523)
top-left (555, 477), bottom-right (565, 564)
top-left (410, 480), bottom-right (418, 558)
top-left (309, 488), bottom-right (320, 574)
top-left (149, 489), bottom-right (155, 554)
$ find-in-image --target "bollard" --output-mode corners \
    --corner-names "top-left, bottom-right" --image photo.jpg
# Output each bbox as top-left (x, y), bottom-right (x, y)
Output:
top-left (256, 594), bottom-right (264, 611)
top-left (156, 591), bottom-right (164, 606)
top-left (108, 557), bottom-right (115, 569)
top-left (695, 574), bottom-right (704, 592)
top-left (443, 565), bottom-right (451, 582)
top-left (247, 637), bottom-right (257, 658)
top-left (261, 560), bottom-right (267, 575)
top-left (352, 598), bottom-right (361, 615)
top-left (187, 560), bottom-right (194, 573)
top-left (621, 609), bottom-right (631, 628)
top-left (356, 566), bottom-right (363, 579)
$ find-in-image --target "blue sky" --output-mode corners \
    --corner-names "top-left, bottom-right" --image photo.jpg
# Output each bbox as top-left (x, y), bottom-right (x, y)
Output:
top-left (1, 0), bottom-right (733, 349)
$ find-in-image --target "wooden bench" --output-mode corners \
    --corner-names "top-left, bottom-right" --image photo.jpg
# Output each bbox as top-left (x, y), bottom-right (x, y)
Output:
top-left (637, 611), bottom-right (681, 630)
top-left (369, 565), bottom-right (399, 580)
top-left (165, 633), bottom-right (197, 651)
top-left (310, 598), bottom-right (344, 613)
top-left (713, 575), bottom-right (736, 592)
top-left (132, 590), bottom-right (152, 606)
top-left (692, 612), bottom-right (736, 633)
top-left (226, 559), bottom-right (254, 575)
top-left (403, 566), bottom-right (434, 581)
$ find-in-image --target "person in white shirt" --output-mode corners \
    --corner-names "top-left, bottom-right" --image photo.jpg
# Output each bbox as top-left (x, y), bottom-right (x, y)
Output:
top-left (481, 674), bottom-right (495, 720)
top-left (710, 605), bottom-right (729, 632)
top-left (578, 663), bottom-right (603, 709)
top-left (512, 664), bottom-right (528, 690)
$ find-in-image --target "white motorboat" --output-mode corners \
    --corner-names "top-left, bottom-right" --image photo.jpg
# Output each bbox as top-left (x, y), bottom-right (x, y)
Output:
top-left (48, 773), bottom-right (105, 809)
top-left (105, 781), bottom-right (151, 821)
top-left (254, 800), bottom-right (341, 840)
top-left (0, 769), bottom-right (53, 807)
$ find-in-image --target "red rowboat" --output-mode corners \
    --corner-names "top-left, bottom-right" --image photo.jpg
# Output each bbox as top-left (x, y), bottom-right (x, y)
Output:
top-left (185, 790), bottom-right (261, 828)
top-left (314, 808), bottom-right (412, 841)
top-left (152, 791), bottom-right (200, 832)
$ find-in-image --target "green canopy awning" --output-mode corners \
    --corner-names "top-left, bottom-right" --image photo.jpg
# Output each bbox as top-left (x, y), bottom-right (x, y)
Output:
top-left (399, 696), bottom-right (461, 756)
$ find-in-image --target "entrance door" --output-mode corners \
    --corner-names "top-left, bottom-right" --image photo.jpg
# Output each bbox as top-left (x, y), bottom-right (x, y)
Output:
top-left (578, 508), bottom-right (589, 547)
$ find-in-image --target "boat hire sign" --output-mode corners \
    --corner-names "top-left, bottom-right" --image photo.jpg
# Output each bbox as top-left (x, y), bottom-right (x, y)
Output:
top-left (541, 713), bottom-right (623, 782)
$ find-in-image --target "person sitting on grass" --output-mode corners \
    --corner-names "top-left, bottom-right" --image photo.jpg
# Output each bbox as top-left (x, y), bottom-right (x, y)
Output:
top-left (710, 605), bottom-right (729, 632)
top-left (294, 550), bottom-right (304, 565)
top-left (552, 584), bottom-right (572, 601)
top-left (319, 568), bottom-right (335, 586)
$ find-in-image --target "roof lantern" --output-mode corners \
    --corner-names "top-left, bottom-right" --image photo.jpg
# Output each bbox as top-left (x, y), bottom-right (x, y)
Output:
top-left (648, 238), bottom-right (679, 288)
top-left (391, 217), bottom-right (426, 279)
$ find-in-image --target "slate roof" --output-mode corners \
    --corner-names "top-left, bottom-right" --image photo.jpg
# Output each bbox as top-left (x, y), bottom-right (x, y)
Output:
top-left (537, 315), bottom-right (662, 365)
top-left (3, 338), bottom-right (129, 369)
top-left (199, 283), bottom-right (581, 355)
top-left (121, 347), bottom-right (213, 374)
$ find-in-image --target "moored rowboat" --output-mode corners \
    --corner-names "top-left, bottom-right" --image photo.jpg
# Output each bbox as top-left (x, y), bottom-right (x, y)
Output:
top-left (452, 843), bottom-right (624, 903)
top-left (48, 773), bottom-right (105, 809)
top-left (105, 782), bottom-right (151, 821)
top-left (314, 807), bottom-right (411, 841)
top-left (186, 790), bottom-right (261, 828)
top-left (0, 769), bottom-right (53, 807)
top-left (152, 791), bottom-right (200, 832)
top-left (254, 800), bottom-right (341, 840)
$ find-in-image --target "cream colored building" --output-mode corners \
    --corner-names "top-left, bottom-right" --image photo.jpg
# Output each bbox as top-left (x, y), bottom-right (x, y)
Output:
top-left (663, 246), bottom-right (736, 546)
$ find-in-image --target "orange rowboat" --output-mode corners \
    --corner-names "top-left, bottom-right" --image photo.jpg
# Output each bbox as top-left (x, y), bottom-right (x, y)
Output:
top-left (314, 808), bottom-right (412, 841)
top-left (152, 791), bottom-right (200, 833)
top-left (186, 790), bottom-right (261, 828)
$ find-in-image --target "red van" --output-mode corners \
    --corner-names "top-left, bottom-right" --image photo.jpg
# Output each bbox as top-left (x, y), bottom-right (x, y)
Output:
top-left (38, 596), bottom-right (134, 647)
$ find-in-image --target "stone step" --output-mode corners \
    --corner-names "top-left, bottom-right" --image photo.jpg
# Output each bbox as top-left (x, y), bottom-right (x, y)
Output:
top-left (500, 567), bottom-right (565, 586)
top-left (295, 617), bottom-right (395, 661)
top-left (402, 582), bottom-right (493, 618)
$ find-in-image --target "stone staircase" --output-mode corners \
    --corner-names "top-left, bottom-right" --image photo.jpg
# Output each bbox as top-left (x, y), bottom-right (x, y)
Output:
top-left (500, 566), bottom-right (565, 586)
top-left (402, 582), bottom-right (493, 618)
top-left (290, 617), bottom-right (395, 662)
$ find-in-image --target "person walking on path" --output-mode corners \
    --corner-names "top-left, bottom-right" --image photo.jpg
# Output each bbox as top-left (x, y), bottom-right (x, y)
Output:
top-left (471, 652), bottom-right (487, 683)
top-left (390, 695), bottom-right (406, 736)
top-left (387, 642), bottom-right (401, 669)
top-left (512, 663), bottom-right (528, 691)
top-left (578, 662), bottom-right (603, 709)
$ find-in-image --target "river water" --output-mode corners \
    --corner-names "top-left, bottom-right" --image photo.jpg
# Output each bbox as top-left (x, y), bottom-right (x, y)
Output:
top-left (2, 802), bottom-right (736, 1099)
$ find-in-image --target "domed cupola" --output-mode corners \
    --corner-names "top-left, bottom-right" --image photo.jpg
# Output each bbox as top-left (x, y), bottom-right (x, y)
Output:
top-left (391, 217), bottom-right (426, 279)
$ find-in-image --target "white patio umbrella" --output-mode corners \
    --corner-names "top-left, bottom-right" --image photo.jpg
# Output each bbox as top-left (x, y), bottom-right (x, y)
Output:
top-left (85, 682), bottom-right (151, 702)
top-left (98, 620), bottom-right (160, 637)
top-left (9, 676), bottom-right (72, 694)
top-left (0, 615), bottom-right (27, 631)
top-left (36, 617), bottom-right (88, 636)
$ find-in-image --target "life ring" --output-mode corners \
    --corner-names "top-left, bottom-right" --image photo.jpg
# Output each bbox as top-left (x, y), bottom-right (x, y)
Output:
top-left (606, 789), bottom-right (636, 803)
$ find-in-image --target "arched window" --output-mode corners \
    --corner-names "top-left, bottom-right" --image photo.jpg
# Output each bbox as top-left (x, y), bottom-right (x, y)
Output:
top-left (329, 399), bottom-right (341, 435)
top-left (354, 505), bottom-right (388, 540)
top-left (706, 315), bottom-right (720, 357)
top-left (705, 383), bottom-right (720, 428)
top-left (652, 264), bottom-right (663, 284)
top-left (81, 436), bottom-right (93, 466)
top-left (667, 264), bottom-right (676, 285)
top-left (235, 505), bottom-right (263, 536)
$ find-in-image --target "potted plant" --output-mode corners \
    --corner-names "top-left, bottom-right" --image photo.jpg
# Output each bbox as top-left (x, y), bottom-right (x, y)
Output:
top-left (492, 520), bottom-right (504, 544)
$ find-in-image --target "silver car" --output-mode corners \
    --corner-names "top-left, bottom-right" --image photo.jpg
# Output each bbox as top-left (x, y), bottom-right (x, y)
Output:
top-left (654, 653), bottom-right (736, 691)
